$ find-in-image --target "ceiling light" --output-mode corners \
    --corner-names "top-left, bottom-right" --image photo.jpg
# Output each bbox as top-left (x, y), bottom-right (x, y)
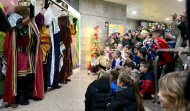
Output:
top-left (178, 0), bottom-right (183, 1)
top-left (165, 18), bottom-right (170, 21)
top-left (132, 11), bottom-right (137, 15)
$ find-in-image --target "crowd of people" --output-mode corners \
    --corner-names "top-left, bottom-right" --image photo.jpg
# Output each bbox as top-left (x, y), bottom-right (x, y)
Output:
top-left (86, 10), bottom-right (190, 111)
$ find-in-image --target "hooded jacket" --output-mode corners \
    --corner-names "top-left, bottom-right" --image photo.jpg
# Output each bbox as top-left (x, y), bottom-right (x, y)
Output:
top-left (107, 87), bottom-right (137, 111)
top-left (85, 79), bottom-right (112, 111)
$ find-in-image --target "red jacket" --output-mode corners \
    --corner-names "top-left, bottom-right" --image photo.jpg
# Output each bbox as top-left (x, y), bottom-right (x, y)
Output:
top-left (151, 37), bottom-right (172, 65)
top-left (140, 71), bottom-right (155, 95)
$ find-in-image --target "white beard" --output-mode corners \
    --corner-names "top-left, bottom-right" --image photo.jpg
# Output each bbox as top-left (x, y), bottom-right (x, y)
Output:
top-left (44, 8), bottom-right (53, 26)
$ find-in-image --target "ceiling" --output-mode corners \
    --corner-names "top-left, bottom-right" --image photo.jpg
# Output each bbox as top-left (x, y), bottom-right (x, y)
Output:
top-left (104, 0), bottom-right (186, 23)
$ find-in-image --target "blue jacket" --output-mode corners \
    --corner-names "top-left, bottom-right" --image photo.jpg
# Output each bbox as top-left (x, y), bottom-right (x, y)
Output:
top-left (112, 58), bottom-right (123, 69)
top-left (132, 54), bottom-right (140, 65)
top-left (111, 81), bottom-right (118, 93)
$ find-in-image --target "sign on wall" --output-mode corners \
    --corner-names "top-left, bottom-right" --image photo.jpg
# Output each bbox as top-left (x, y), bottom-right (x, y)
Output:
top-left (109, 24), bottom-right (124, 35)
top-left (109, 26), bottom-right (119, 34)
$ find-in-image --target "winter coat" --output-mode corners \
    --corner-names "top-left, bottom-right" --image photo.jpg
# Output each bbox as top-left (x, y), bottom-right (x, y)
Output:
top-left (139, 71), bottom-right (155, 95)
top-left (130, 69), bottom-right (140, 81)
top-left (107, 87), bottom-right (138, 111)
top-left (85, 79), bottom-right (112, 111)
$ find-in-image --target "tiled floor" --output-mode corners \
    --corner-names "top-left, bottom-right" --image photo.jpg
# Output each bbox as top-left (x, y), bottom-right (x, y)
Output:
top-left (1, 69), bottom-right (163, 111)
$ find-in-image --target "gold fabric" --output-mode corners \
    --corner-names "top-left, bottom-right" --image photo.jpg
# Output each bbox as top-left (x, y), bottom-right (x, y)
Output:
top-left (39, 25), bottom-right (51, 63)
top-left (69, 24), bottom-right (77, 35)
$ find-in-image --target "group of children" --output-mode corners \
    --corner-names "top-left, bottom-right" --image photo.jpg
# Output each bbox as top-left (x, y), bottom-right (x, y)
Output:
top-left (85, 29), bottom-right (190, 111)
top-left (85, 69), bottom-right (189, 111)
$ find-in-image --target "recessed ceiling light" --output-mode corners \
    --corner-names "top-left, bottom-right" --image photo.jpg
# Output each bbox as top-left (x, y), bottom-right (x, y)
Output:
top-left (132, 11), bottom-right (137, 15)
top-left (165, 18), bottom-right (170, 21)
top-left (178, 0), bottom-right (183, 1)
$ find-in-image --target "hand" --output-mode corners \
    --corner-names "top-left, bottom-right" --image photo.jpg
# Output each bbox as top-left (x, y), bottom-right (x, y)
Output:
top-left (136, 42), bottom-right (141, 46)
top-left (29, 4), bottom-right (34, 19)
top-left (44, 0), bottom-right (50, 9)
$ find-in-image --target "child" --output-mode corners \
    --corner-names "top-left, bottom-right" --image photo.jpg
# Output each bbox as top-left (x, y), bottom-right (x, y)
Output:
top-left (123, 45), bottom-right (130, 52)
top-left (98, 49), bottom-right (109, 70)
top-left (124, 51), bottom-right (133, 61)
top-left (90, 52), bottom-right (99, 74)
top-left (135, 49), bottom-right (147, 69)
top-left (117, 44), bottom-right (124, 59)
top-left (150, 29), bottom-right (173, 77)
top-left (132, 45), bottom-right (141, 65)
top-left (124, 61), bottom-right (140, 81)
top-left (143, 33), bottom-right (152, 46)
top-left (110, 69), bottom-right (120, 93)
top-left (85, 70), bottom-right (112, 111)
top-left (107, 72), bottom-right (145, 111)
top-left (111, 50), bottom-right (123, 69)
top-left (158, 72), bottom-right (189, 111)
top-left (139, 61), bottom-right (155, 99)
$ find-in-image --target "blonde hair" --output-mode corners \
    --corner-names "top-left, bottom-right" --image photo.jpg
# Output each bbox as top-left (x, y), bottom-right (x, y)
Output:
top-left (119, 72), bottom-right (145, 111)
top-left (97, 70), bottom-right (110, 80)
top-left (115, 66), bottom-right (126, 74)
top-left (159, 72), bottom-right (189, 111)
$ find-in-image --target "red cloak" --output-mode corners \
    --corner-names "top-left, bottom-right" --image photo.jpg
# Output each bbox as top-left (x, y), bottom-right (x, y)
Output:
top-left (3, 22), bottom-right (44, 104)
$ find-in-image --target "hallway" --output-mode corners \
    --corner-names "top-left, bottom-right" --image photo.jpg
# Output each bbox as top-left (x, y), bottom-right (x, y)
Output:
top-left (2, 70), bottom-right (162, 111)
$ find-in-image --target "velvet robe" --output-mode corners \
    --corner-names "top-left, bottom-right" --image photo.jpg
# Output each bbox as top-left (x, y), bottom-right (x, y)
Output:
top-left (58, 16), bottom-right (73, 84)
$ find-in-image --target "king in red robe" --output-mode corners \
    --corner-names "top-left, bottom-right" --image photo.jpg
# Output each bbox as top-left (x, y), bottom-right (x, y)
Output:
top-left (3, 5), bottom-right (44, 105)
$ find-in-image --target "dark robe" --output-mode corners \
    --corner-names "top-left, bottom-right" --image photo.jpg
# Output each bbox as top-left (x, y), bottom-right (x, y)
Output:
top-left (58, 16), bottom-right (73, 84)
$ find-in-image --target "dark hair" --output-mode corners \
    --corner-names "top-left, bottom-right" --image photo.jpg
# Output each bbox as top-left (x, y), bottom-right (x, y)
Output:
top-left (94, 52), bottom-right (100, 57)
top-left (110, 69), bottom-right (120, 82)
top-left (149, 33), bottom-right (152, 37)
top-left (115, 50), bottom-right (121, 57)
top-left (134, 45), bottom-right (141, 51)
top-left (125, 51), bottom-right (133, 59)
top-left (124, 45), bottom-right (131, 50)
top-left (124, 61), bottom-right (135, 69)
top-left (138, 49), bottom-right (147, 57)
top-left (124, 33), bottom-right (129, 37)
top-left (140, 61), bottom-right (150, 70)
top-left (152, 29), bottom-right (162, 36)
